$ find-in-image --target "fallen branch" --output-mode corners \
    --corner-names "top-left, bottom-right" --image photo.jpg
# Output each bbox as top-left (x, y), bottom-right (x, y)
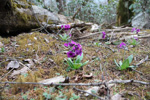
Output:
top-left (136, 55), bottom-right (149, 67)
top-left (108, 79), bottom-right (149, 85)
top-left (46, 22), bottom-right (92, 31)
top-left (0, 79), bottom-right (149, 86)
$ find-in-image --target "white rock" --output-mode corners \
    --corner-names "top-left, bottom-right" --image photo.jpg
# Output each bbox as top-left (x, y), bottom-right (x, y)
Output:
top-left (132, 12), bottom-right (150, 29)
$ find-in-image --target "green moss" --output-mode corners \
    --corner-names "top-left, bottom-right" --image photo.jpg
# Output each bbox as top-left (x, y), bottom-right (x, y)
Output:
top-left (48, 20), bottom-right (54, 24)
top-left (15, 11), bottom-right (32, 24)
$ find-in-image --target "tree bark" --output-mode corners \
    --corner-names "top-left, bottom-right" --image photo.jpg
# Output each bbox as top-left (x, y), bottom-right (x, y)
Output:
top-left (116, 0), bottom-right (134, 26)
top-left (56, 0), bottom-right (64, 14)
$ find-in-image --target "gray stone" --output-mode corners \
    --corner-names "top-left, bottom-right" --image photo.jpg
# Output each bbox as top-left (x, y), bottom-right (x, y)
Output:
top-left (32, 5), bottom-right (59, 23)
top-left (132, 12), bottom-right (150, 29)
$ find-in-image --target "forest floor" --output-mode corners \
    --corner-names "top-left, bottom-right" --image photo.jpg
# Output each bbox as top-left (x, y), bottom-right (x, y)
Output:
top-left (0, 28), bottom-right (150, 100)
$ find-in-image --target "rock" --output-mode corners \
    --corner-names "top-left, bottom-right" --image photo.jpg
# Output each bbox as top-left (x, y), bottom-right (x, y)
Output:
top-left (0, 0), bottom-right (62, 35)
top-left (32, 5), bottom-right (59, 24)
top-left (132, 12), bottom-right (150, 29)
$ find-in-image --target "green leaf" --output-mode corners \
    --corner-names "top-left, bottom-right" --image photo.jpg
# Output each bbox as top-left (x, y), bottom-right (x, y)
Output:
top-left (82, 61), bottom-right (89, 66)
top-left (75, 53), bottom-right (83, 63)
top-left (114, 59), bottom-right (119, 67)
top-left (73, 63), bottom-right (82, 69)
top-left (112, 40), bottom-right (122, 45)
top-left (43, 92), bottom-right (48, 97)
top-left (72, 93), bottom-right (79, 99)
top-left (69, 97), bottom-right (74, 100)
top-left (66, 66), bottom-right (71, 72)
top-left (91, 90), bottom-right (97, 94)
top-left (59, 34), bottom-right (63, 38)
top-left (119, 61), bottom-right (123, 66)
top-left (127, 55), bottom-right (133, 64)
top-left (67, 58), bottom-right (74, 68)
top-left (129, 65), bottom-right (135, 68)
top-left (120, 59), bottom-right (129, 70)
top-left (59, 33), bottom-right (69, 41)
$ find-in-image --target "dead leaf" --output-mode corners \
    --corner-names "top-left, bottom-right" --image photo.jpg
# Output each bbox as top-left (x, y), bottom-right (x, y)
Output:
top-left (38, 76), bottom-right (66, 84)
top-left (24, 59), bottom-right (34, 68)
top-left (84, 85), bottom-right (107, 96)
top-left (84, 86), bottom-right (100, 96)
top-left (7, 61), bottom-right (20, 70)
top-left (74, 73), bottom-right (93, 82)
top-left (44, 38), bottom-right (49, 43)
top-left (10, 67), bottom-right (29, 77)
top-left (83, 73), bottom-right (93, 79)
top-left (0, 42), bottom-right (3, 48)
top-left (34, 37), bottom-right (37, 40)
top-left (111, 93), bottom-right (124, 100)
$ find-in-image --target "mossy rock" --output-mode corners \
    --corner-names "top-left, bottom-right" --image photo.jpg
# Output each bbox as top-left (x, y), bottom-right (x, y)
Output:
top-left (0, 0), bottom-right (59, 36)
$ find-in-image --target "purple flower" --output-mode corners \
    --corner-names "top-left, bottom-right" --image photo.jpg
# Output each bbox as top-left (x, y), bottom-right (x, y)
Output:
top-left (67, 51), bottom-right (76, 58)
top-left (61, 24), bottom-right (70, 30)
top-left (64, 43), bottom-right (69, 47)
top-left (102, 31), bottom-right (106, 39)
top-left (64, 41), bottom-right (82, 57)
top-left (133, 37), bottom-right (138, 41)
top-left (64, 24), bottom-right (70, 30)
top-left (136, 29), bottom-right (140, 34)
top-left (73, 43), bottom-right (82, 51)
top-left (119, 42), bottom-right (126, 49)
top-left (69, 41), bottom-right (77, 47)
top-left (61, 25), bottom-right (64, 29)
top-left (131, 28), bottom-right (136, 32)
top-left (75, 48), bottom-right (82, 56)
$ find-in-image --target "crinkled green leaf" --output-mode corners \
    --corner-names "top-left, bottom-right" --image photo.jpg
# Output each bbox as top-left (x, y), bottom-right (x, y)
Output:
top-left (75, 53), bottom-right (83, 63)
top-left (119, 61), bottom-right (122, 66)
top-left (120, 59), bottom-right (129, 70)
top-left (127, 55), bottom-right (133, 64)
top-left (67, 58), bottom-right (74, 68)
top-left (82, 61), bottom-right (89, 66)
top-left (114, 59), bottom-right (119, 67)
top-left (73, 63), bottom-right (82, 69)
top-left (129, 65), bottom-right (135, 68)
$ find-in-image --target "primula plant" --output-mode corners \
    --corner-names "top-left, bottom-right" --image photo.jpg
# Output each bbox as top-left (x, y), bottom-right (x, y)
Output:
top-left (59, 24), bottom-right (71, 41)
top-left (114, 55), bottom-right (135, 70)
top-left (64, 41), bottom-right (88, 70)
top-left (102, 31), bottom-right (106, 39)
top-left (59, 33), bottom-right (71, 41)
top-left (131, 28), bottom-right (140, 35)
top-left (61, 24), bottom-right (71, 30)
top-left (118, 42), bottom-right (128, 50)
top-left (127, 37), bottom-right (139, 46)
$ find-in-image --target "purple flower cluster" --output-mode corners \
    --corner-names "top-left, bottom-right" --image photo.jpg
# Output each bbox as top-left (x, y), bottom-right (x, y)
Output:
top-left (131, 28), bottom-right (140, 34)
top-left (119, 42), bottom-right (126, 49)
top-left (64, 41), bottom-right (82, 58)
top-left (61, 24), bottom-right (71, 30)
top-left (102, 31), bottom-right (106, 39)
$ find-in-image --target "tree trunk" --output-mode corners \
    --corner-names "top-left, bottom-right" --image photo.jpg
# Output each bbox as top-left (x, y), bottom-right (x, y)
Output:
top-left (56, 0), bottom-right (64, 14)
top-left (116, 0), bottom-right (134, 26)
